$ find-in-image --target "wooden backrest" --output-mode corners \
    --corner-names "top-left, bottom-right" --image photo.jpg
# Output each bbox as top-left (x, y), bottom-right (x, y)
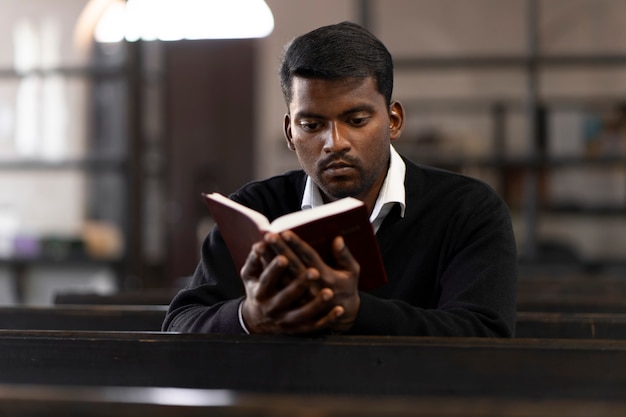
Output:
top-left (517, 275), bottom-right (626, 312)
top-left (0, 384), bottom-right (625, 417)
top-left (0, 305), bottom-right (166, 331)
top-left (54, 289), bottom-right (177, 306)
top-left (0, 331), bottom-right (625, 400)
top-left (2, 306), bottom-right (626, 339)
top-left (516, 311), bottom-right (626, 339)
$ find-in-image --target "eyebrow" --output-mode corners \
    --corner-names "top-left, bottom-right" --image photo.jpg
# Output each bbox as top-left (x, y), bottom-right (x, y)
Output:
top-left (294, 104), bottom-right (377, 120)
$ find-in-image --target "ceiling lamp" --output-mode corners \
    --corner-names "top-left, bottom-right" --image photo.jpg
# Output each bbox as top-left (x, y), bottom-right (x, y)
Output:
top-left (84, 0), bottom-right (275, 43)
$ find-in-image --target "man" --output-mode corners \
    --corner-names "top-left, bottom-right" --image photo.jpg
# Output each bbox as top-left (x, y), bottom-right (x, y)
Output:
top-left (162, 21), bottom-right (517, 336)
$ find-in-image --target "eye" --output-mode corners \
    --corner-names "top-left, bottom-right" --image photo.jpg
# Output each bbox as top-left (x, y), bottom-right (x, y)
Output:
top-left (349, 116), bottom-right (370, 126)
top-left (299, 121), bottom-right (322, 132)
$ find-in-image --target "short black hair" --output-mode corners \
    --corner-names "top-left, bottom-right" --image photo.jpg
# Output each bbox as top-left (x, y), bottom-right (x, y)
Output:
top-left (279, 21), bottom-right (394, 107)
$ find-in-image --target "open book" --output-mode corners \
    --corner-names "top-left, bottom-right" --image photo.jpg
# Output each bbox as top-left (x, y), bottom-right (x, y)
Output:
top-left (202, 192), bottom-right (387, 291)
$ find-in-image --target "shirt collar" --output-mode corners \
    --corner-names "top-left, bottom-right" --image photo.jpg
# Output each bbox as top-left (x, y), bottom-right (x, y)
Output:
top-left (301, 145), bottom-right (406, 220)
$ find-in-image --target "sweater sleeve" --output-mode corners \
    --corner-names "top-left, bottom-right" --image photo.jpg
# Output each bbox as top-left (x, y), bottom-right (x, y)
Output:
top-left (161, 172), bottom-right (307, 334)
top-left (162, 227), bottom-right (247, 333)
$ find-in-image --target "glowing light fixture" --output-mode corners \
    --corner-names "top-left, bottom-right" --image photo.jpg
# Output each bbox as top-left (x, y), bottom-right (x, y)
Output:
top-left (83, 0), bottom-right (274, 43)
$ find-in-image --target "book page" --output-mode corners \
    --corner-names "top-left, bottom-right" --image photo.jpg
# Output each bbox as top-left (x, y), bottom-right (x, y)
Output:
top-left (206, 193), bottom-right (271, 230)
top-left (269, 197), bottom-right (364, 232)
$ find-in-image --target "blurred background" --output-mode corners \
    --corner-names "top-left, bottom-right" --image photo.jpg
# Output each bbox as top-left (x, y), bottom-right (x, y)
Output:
top-left (0, 0), bottom-right (624, 305)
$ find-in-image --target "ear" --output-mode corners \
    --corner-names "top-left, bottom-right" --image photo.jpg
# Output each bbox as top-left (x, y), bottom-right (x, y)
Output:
top-left (283, 113), bottom-right (296, 150)
top-left (388, 101), bottom-right (405, 142)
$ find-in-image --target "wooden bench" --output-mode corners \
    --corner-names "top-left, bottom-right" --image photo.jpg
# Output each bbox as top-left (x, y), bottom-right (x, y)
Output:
top-left (517, 275), bottom-right (626, 313)
top-left (517, 296), bottom-right (626, 313)
top-left (54, 274), bottom-right (626, 313)
top-left (0, 331), bottom-right (625, 400)
top-left (54, 289), bottom-right (178, 306)
top-left (516, 311), bottom-right (626, 339)
top-left (0, 305), bottom-right (166, 331)
top-left (2, 306), bottom-right (625, 339)
top-left (52, 273), bottom-right (626, 314)
top-left (1, 384), bottom-right (626, 417)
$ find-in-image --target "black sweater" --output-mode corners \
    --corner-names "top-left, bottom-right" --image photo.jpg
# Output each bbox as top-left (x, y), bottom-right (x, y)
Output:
top-left (163, 157), bottom-right (518, 336)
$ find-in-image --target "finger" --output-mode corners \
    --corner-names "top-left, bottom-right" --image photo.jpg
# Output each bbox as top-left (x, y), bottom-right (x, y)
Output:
top-left (281, 304), bottom-right (345, 335)
top-left (240, 243), bottom-right (266, 281)
top-left (265, 267), bottom-right (320, 316)
top-left (255, 241), bottom-right (274, 268)
top-left (278, 286), bottom-right (335, 326)
top-left (281, 230), bottom-right (326, 268)
top-left (256, 254), bottom-right (290, 300)
top-left (332, 236), bottom-right (360, 276)
top-left (265, 232), bottom-right (307, 276)
top-left (312, 305), bottom-right (345, 329)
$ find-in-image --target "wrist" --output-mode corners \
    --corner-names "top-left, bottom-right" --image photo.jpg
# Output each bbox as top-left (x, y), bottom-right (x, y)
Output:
top-left (237, 299), bottom-right (251, 334)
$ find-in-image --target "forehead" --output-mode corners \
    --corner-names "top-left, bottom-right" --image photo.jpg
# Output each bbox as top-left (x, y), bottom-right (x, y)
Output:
top-left (289, 76), bottom-right (385, 114)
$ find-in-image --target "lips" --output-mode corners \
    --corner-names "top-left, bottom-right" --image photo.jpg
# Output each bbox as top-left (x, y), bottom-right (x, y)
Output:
top-left (323, 161), bottom-right (354, 175)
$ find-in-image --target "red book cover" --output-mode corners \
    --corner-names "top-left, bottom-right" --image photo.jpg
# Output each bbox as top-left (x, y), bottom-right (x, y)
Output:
top-left (203, 193), bottom-right (387, 291)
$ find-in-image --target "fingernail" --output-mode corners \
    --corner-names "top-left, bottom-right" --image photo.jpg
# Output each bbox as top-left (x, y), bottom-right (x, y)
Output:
top-left (306, 269), bottom-right (319, 280)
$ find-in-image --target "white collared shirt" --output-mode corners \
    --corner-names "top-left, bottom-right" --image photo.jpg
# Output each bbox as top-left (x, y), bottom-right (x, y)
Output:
top-left (302, 144), bottom-right (406, 233)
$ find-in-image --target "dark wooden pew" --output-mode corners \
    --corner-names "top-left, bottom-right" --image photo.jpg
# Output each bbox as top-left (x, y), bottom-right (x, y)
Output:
top-left (516, 273), bottom-right (626, 336)
top-left (54, 289), bottom-right (178, 306)
top-left (2, 306), bottom-right (626, 340)
top-left (22, 276), bottom-right (626, 337)
top-left (517, 297), bottom-right (626, 313)
top-left (55, 274), bottom-right (626, 313)
top-left (515, 311), bottom-right (626, 339)
top-left (517, 274), bottom-right (626, 313)
top-left (1, 384), bottom-right (626, 417)
top-left (1, 331), bottom-right (625, 400)
top-left (0, 305), bottom-right (166, 331)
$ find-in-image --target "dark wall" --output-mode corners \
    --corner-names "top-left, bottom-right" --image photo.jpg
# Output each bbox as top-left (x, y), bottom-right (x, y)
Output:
top-left (165, 39), bottom-right (256, 284)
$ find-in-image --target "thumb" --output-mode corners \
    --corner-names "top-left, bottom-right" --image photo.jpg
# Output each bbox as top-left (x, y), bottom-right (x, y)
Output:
top-left (332, 236), bottom-right (360, 275)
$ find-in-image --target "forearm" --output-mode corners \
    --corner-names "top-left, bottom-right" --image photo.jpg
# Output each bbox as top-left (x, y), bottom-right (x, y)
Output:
top-left (347, 292), bottom-right (513, 337)
top-left (162, 293), bottom-right (246, 334)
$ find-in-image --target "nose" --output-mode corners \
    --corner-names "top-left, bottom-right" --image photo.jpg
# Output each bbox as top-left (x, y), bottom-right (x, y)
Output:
top-left (322, 123), bottom-right (350, 153)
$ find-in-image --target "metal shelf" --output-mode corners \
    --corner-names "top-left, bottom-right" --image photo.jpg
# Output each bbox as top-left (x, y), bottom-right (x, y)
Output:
top-left (0, 157), bottom-right (128, 171)
top-left (0, 66), bottom-right (126, 78)
top-left (394, 54), bottom-right (626, 71)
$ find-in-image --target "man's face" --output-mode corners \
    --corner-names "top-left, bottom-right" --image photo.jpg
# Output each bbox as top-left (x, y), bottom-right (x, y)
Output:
top-left (284, 76), bottom-right (403, 207)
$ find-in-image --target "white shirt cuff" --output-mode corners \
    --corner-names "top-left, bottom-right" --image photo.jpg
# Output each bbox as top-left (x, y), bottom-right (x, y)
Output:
top-left (238, 299), bottom-right (251, 334)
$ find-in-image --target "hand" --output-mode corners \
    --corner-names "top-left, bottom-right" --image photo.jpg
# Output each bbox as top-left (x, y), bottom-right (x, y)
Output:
top-left (278, 230), bottom-right (361, 334)
top-left (239, 238), bottom-right (343, 334)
